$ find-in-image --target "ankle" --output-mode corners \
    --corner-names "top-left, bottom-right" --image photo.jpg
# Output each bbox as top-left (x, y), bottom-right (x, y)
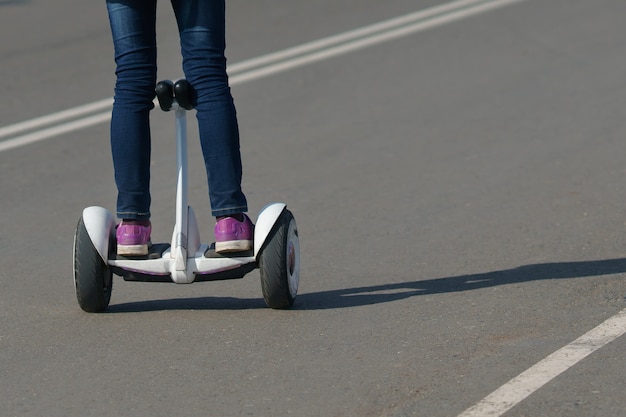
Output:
top-left (122, 219), bottom-right (151, 227)
top-left (217, 213), bottom-right (244, 222)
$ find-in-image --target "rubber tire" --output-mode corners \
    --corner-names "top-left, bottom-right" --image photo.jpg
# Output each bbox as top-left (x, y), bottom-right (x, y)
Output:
top-left (73, 216), bottom-right (112, 312)
top-left (259, 209), bottom-right (300, 309)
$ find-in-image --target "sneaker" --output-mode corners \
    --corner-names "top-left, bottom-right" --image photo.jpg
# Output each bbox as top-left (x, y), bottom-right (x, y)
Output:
top-left (214, 214), bottom-right (254, 253)
top-left (116, 220), bottom-right (152, 256)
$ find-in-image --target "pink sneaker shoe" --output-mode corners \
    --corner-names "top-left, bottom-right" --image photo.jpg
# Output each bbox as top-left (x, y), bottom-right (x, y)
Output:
top-left (214, 214), bottom-right (254, 253)
top-left (116, 221), bottom-right (151, 256)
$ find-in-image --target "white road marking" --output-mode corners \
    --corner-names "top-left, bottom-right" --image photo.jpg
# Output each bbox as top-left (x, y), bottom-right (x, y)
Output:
top-left (0, 0), bottom-right (524, 153)
top-left (0, 111), bottom-right (113, 152)
top-left (226, 0), bottom-right (525, 82)
top-left (458, 308), bottom-right (626, 417)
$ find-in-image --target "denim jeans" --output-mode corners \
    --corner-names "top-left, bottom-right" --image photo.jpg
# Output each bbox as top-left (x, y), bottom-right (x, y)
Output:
top-left (106, 0), bottom-right (247, 219)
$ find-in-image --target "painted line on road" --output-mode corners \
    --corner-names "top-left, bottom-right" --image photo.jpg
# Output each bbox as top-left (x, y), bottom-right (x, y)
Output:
top-left (227, 0), bottom-right (524, 84)
top-left (0, 0), bottom-right (524, 153)
top-left (227, 0), bottom-right (518, 75)
top-left (0, 109), bottom-right (113, 153)
top-left (457, 307), bottom-right (626, 417)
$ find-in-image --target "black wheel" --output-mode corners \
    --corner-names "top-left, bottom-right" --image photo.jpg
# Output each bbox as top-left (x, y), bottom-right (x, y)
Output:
top-left (73, 216), bottom-right (113, 312)
top-left (259, 209), bottom-right (300, 309)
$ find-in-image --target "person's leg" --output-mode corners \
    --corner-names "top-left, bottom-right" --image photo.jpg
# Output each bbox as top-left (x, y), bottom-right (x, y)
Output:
top-left (107, 0), bottom-right (157, 221)
top-left (172, 0), bottom-right (252, 252)
top-left (107, 0), bottom-right (157, 255)
top-left (171, 0), bottom-right (248, 218)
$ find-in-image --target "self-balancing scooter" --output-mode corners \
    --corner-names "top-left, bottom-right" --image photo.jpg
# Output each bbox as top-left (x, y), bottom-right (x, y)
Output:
top-left (73, 79), bottom-right (300, 312)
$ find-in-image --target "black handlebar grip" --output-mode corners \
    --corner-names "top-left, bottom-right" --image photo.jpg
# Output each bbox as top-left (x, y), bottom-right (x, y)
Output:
top-left (174, 79), bottom-right (196, 110)
top-left (155, 80), bottom-right (175, 111)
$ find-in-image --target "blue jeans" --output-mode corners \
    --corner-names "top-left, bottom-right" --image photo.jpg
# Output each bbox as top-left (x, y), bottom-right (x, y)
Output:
top-left (106, 0), bottom-right (247, 219)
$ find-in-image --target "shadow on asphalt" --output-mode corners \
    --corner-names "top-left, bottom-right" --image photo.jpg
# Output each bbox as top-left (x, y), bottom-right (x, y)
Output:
top-left (106, 258), bottom-right (626, 312)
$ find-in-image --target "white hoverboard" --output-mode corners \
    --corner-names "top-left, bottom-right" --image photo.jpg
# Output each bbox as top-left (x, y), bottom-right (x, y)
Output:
top-left (73, 79), bottom-right (300, 313)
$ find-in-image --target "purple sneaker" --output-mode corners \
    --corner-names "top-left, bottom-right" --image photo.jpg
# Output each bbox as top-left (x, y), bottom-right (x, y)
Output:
top-left (116, 221), bottom-right (152, 256)
top-left (214, 214), bottom-right (254, 253)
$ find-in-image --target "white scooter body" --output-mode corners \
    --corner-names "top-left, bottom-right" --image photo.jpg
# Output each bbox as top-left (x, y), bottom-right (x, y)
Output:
top-left (80, 102), bottom-right (288, 284)
top-left (81, 202), bottom-right (286, 284)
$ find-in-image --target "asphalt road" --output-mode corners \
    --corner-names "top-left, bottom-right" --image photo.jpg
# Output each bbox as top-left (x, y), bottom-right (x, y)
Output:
top-left (1, 1), bottom-right (625, 416)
